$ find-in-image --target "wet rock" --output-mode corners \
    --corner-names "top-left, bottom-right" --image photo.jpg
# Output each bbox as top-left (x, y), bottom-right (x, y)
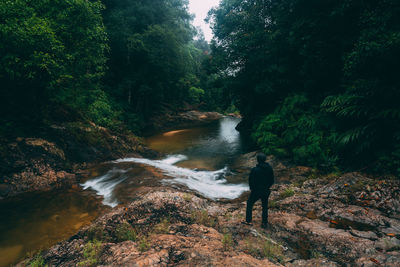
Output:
top-left (144, 110), bottom-right (223, 135)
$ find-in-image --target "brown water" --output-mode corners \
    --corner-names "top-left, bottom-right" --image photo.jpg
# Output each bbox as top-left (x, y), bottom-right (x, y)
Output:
top-left (0, 117), bottom-right (249, 266)
top-left (0, 190), bottom-right (101, 266)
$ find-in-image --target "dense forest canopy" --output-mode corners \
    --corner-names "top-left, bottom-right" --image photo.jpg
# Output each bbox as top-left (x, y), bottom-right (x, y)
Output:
top-left (0, 0), bottom-right (215, 135)
top-left (0, 0), bottom-right (108, 130)
top-left (1, 0), bottom-right (400, 175)
top-left (208, 0), bottom-right (400, 174)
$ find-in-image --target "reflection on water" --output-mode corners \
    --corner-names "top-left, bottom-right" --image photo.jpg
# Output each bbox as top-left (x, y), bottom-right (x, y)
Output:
top-left (146, 117), bottom-right (246, 170)
top-left (0, 190), bottom-right (101, 267)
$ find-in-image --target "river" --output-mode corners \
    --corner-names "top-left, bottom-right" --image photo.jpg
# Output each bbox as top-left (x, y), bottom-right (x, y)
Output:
top-left (0, 116), bottom-right (250, 266)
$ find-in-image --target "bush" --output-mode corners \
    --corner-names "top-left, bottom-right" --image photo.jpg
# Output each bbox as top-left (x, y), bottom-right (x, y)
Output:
top-left (115, 222), bottom-right (137, 242)
top-left (222, 233), bottom-right (233, 251)
top-left (191, 210), bottom-right (217, 227)
top-left (188, 86), bottom-right (205, 104)
top-left (86, 226), bottom-right (110, 242)
top-left (253, 95), bottom-right (338, 169)
top-left (138, 237), bottom-right (150, 252)
top-left (30, 252), bottom-right (47, 267)
top-left (78, 240), bottom-right (102, 267)
top-left (153, 217), bottom-right (171, 234)
top-left (279, 188), bottom-right (295, 199)
top-left (262, 240), bottom-right (284, 262)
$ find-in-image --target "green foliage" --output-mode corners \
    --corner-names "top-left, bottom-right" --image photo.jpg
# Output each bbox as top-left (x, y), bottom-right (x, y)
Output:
top-left (153, 217), bottom-right (171, 234)
top-left (86, 226), bottom-right (110, 242)
top-left (253, 95), bottom-right (337, 168)
top-left (138, 236), bottom-right (150, 252)
top-left (188, 86), bottom-right (205, 104)
top-left (209, 0), bottom-right (400, 174)
top-left (30, 252), bottom-right (47, 267)
top-left (222, 233), bottom-right (233, 251)
top-left (190, 209), bottom-right (217, 227)
top-left (78, 240), bottom-right (102, 267)
top-left (1, 0), bottom-right (217, 139)
top-left (115, 222), bottom-right (137, 242)
top-left (0, 0), bottom-right (108, 128)
top-left (102, 0), bottom-right (208, 120)
top-left (244, 237), bottom-right (284, 262)
top-left (262, 240), bottom-right (284, 262)
top-left (279, 188), bottom-right (295, 200)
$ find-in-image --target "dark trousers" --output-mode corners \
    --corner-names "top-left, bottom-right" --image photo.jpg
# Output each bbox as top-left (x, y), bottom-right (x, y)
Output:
top-left (246, 190), bottom-right (271, 225)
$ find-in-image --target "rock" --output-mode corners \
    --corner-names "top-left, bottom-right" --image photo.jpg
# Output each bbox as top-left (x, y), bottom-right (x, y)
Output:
top-left (143, 110), bottom-right (223, 135)
top-left (20, 189), bottom-right (279, 267)
top-left (349, 229), bottom-right (379, 240)
top-left (0, 183), bottom-right (10, 197)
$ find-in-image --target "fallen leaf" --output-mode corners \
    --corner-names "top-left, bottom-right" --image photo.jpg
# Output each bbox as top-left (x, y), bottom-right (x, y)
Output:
top-left (386, 233), bottom-right (396, 237)
top-left (369, 258), bottom-right (380, 265)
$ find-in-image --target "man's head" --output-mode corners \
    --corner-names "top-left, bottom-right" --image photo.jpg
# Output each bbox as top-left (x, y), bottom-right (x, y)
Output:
top-left (256, 153), bottom-right (267, 164)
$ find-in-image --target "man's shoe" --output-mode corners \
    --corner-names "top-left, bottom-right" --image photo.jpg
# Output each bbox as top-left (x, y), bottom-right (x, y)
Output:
top-left (241, 221), bottom-right (253, 226)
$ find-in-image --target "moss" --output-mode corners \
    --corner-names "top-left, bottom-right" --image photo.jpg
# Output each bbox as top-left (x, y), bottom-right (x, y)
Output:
top-left (77, 240), bottom-right (102, 267)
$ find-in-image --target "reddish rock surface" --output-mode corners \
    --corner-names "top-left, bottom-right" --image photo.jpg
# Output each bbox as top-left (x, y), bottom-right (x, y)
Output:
top-left (16, 152), bottom-right (400, 266)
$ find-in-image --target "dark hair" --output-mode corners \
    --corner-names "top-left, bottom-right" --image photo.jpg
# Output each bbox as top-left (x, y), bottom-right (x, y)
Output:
top-left (257, 153), bottom-right (267, 163)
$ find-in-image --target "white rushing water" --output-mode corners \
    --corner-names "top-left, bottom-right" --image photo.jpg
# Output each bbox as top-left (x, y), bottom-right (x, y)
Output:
top-left (82, 154), bottom-right (248, 207)
top-left (81, 168), bottom-right (130, 207)
top-left (115, 155), bottom-right (248, 199)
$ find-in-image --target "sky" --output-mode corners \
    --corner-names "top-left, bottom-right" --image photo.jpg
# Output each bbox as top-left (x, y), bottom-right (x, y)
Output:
top-left (188, 0), bottom-right (220, 41)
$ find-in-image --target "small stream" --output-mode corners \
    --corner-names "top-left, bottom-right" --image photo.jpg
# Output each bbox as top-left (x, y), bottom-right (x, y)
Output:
top-left (0, 117), bottom-right (250, 266)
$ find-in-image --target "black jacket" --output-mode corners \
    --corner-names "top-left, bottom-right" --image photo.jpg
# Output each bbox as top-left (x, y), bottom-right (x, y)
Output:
top-left (249, 162), bottom-right (274, 192)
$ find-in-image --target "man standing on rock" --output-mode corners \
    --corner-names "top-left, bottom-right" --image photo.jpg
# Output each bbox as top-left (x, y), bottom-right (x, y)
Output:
top-left (244, 153), bottom-right (274, 228)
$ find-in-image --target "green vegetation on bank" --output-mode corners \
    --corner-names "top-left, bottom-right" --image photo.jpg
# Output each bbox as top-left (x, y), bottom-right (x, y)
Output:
top-left (208, 0), bottom-right (400, 175)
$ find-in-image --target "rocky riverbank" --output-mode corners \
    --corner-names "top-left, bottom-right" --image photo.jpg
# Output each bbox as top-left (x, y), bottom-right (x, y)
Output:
top-left (18, 152), bottom-right (400, 266)
top-left (0, 110), bottom-right (221, 199)
top-left (143, 110), bottom-right (223, 136)
top-left (0, 120), bottom-right (152, 199)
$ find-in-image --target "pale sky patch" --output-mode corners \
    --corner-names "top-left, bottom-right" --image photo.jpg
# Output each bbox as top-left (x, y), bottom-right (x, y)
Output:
top-left (188, 0), bottom-right (220, 41)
